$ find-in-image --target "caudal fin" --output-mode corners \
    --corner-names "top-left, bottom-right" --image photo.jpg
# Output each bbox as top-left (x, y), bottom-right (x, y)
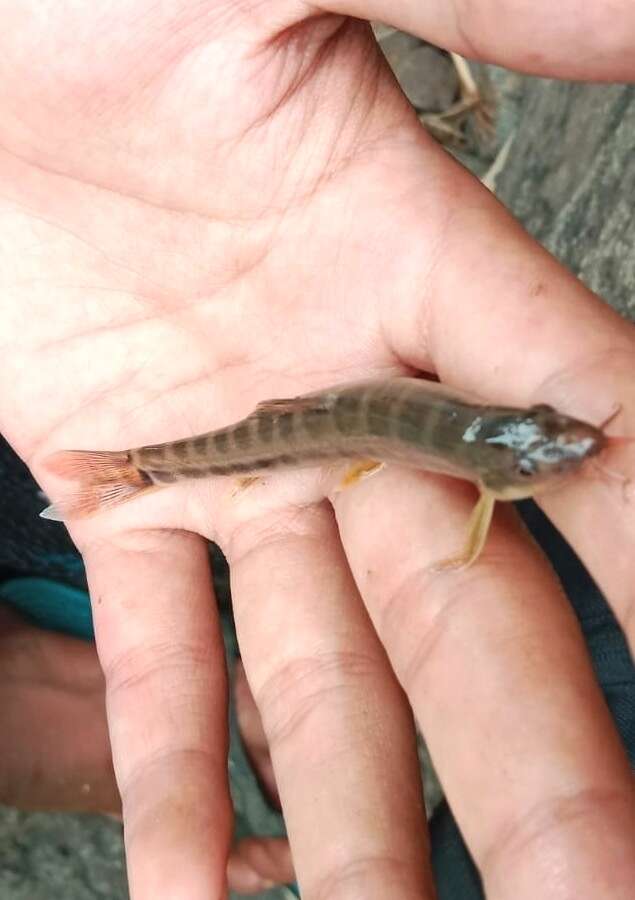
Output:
top-left (40, 450), bottom-right (154, 521)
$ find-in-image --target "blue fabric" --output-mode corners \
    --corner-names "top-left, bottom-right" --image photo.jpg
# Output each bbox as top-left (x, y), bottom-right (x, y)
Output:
top-left (0, 576), bottom-right (93, 639)
top-left (0, 434), bottom-right (89, 590)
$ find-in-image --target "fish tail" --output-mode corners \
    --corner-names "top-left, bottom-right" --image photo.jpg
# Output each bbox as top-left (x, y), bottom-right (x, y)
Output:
top-left (40, 450), bottom-right (154, 521)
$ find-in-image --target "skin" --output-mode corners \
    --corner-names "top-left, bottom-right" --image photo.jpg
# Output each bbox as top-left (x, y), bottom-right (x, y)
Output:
top-left (0, 1), bottom-right (634, 897)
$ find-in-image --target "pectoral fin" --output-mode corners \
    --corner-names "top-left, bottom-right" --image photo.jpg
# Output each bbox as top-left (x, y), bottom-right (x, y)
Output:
top-left (433, 490), bottom-right (496, 572)
top-left (232, 475), bottom-right (262, 496)
top-left (339, 459), bottom-right (384, 490)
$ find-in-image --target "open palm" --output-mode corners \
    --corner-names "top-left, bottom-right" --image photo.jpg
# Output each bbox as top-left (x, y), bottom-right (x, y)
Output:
top-left (1, 2), bottom-right (634, 899)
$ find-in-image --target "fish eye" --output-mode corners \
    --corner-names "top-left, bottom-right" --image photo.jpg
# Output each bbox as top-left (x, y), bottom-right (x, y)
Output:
top-left (540, 444), bottom-right (565, 462)
top-left (516, 458), bottom-right (536, 477)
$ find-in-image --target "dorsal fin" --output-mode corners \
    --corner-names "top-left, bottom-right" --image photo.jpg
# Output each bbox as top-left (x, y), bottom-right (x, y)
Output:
top-left (253, 394), bottom-right (331, 416)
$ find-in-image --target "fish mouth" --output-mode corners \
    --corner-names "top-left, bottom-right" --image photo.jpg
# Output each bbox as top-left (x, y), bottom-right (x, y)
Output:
top-left (559, 431), bottom-right (606, 461)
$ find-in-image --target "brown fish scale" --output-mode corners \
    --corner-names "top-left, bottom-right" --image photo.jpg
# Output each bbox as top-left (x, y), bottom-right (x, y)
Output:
top-left (232, 422), bottom-right (252, 451)
top-left (192, 435), bottom-right (210, 455)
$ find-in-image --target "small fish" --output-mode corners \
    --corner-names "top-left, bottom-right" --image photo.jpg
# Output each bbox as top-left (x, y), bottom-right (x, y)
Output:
top-left (40, 378), bottom-right (614, 568)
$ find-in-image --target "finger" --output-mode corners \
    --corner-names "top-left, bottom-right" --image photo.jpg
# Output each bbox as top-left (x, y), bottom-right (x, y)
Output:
top-left (234, 658), bottom-right (280, 808)
top-left (316, 0), bottom-right (635, 80)
top-left (370, 142), bottom-right (635, 648)
top-left (228, 837), bottom-right (294, 895)
top-left (333, 466), bottom-right (635, 899)
top-left (225, 503), bottom-right (434, 899)
top-left (78, 529), bottom-right (232, 900)
top-left (230, 661), bottom-right (293, 892)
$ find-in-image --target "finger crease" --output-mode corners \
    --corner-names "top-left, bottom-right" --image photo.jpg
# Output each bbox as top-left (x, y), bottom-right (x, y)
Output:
top-left (103, 640), bottom-right (213, 698)
top-left (308, 851), bottom-right (424, 900)
top-left (118, 745), bottom-right (225, 804)
top-left (481, 785), bottom-right (634, 888)
top-left (254, 649), bottom-right (383, 752)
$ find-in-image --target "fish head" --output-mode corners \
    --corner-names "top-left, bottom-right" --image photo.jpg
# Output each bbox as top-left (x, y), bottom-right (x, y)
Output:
top-left (474, 404), bottom-right (606, 499)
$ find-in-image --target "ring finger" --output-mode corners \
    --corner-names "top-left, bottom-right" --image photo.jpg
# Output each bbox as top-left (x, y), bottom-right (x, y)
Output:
top-left (224, 500), bottom-right (435, 899)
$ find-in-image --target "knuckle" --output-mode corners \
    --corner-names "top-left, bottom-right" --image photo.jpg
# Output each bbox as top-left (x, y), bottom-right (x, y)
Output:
top-left (119, 745), bottom-right (219, 804)
top-left (481, 785), bottom-right (633, 887)
top-left (380, 560), bottom-right (506, 692)
top-left (103, 639), bottom-right (213, 699)
top-left (308, 853), bottom-right (421, 900)
top-left (255, 649), bottom-right (382, 752)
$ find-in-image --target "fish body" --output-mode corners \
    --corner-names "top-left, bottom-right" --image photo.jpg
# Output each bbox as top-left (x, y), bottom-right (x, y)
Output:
top-left (116, 377), bottom-right (606, 495)
top-left (41, 377), bottom-right (607, 567)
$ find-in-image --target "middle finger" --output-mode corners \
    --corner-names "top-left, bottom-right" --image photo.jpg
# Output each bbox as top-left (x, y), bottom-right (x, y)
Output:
top-left (225, 500), bottom-right (434, 899)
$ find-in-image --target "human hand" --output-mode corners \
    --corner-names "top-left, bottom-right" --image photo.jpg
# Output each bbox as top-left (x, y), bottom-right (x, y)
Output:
top-left (0, 2), bottom-right (633, 898)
